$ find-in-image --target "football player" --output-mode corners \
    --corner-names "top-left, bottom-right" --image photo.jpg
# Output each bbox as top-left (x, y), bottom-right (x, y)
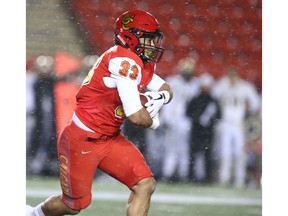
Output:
top-left (27, 10), bottom-right (173, 216)
top-left (213, 68), bottom-right (260, 188)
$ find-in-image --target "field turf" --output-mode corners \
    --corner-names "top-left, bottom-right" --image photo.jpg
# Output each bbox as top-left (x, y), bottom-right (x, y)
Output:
top-left (26, 175), bottom-right (261, 216)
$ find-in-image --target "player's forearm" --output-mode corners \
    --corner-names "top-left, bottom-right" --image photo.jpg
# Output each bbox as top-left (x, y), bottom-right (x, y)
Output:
top-left (127, 107), bottom-right (153, 128)
top-left (158, 83), bottom-right (173, 104)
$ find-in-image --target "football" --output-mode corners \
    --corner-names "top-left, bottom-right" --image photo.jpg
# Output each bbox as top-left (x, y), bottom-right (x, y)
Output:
top-left (139, 93), bottom-right (151, 107)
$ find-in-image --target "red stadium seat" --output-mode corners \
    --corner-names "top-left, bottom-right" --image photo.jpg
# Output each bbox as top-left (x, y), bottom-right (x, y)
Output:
top-left (69, 0), bottom-right (262, 89)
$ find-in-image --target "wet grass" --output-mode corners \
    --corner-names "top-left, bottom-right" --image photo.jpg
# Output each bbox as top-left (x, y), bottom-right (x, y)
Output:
top-left (26, 176), bottom-right (262, 216)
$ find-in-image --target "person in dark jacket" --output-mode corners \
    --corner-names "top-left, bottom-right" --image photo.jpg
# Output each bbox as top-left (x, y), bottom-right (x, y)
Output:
top-left (186, 73), bottom-right (221, 183)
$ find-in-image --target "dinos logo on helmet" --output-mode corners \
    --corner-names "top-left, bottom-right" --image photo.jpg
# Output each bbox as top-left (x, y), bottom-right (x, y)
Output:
top-left (122, 14), bottom-right (135, 30)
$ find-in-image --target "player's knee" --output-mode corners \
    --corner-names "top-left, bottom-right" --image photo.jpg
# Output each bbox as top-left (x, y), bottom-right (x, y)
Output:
top-left (65, 193), bottom-right (93, 211)
top-left (134, 177), bottom-right (156, 195)
top-left (42, 195), bottom-right (81, 215)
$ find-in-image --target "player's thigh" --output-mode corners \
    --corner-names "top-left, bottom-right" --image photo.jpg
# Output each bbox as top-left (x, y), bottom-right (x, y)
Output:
top-left (57, 122), bottom-right (102, 208)
top-left (99, 134), bottom-right (153, 189)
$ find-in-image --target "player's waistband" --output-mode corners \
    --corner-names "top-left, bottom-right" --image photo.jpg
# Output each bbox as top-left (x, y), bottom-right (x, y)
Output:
top-left (71, 112), bottom-right (120, 141)
top-left (72, 112), bottom-right (94, 132)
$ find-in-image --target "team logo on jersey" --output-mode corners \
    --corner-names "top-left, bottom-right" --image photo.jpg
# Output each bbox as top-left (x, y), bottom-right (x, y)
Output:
top-left (122, 14), bottom-right (135, 30)
top-left (115, 106), bottom-right (126, 118)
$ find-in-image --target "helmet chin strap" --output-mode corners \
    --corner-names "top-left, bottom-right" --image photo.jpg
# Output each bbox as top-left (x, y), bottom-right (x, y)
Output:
top-left (116, 34), bottom-right (130, 49)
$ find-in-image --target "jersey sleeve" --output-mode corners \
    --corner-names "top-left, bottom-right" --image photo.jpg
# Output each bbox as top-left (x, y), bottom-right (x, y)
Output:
top-left (146, 74), bottom-right (166, 91)
top-left (108, 57), bottom-right (143, 116)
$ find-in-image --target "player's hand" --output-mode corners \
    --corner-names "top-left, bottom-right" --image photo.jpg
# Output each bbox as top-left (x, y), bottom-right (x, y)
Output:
top-left (149, 113), bottom-right (160, 129)
top-left (144, 91), bottom-right (168, 118)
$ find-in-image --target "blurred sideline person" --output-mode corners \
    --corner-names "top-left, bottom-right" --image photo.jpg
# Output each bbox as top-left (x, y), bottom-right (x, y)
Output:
top-left (159, 57), bottom-right (200, 182)
top-left (186, 73), bottom-right (221, 183)
top-left (26, 60), bottom-right (38, 157)
top-left (27, 55), bottom-right (58, 175)
top-left (26, 10), bottom-right (173, 216)
top-left (213, 68), bottom-right (260, 188)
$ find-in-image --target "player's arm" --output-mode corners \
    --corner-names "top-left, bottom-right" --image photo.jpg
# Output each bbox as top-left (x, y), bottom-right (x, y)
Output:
top-left (128, 108), bottom-right (154, 128)
top-left (144, 74), bottom-right (173, 117)
top-left (116, 79), bottom-right (159, 128)
top-left (158, 82), bottom-right (173, 104)
top-left (109, 57), bottom-right (158, 128)
top-left (146, 74), bottom-right (173, 103)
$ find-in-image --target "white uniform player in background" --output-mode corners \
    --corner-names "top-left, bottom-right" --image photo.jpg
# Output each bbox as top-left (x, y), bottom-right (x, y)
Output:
top-left (157, 57), bottom-right (200, 182)
top-left (26, 66), bottom-right (38, 154)
top-left (212, 68), bottom-right (260, 188)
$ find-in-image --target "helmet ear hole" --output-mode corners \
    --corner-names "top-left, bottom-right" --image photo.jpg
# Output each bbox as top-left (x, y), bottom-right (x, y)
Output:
top-left (124, 35), bottom-right (132, 40)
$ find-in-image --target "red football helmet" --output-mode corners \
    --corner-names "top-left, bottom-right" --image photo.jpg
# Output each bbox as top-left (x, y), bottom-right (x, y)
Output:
top-left (114, 10), bottom-right (164, 63)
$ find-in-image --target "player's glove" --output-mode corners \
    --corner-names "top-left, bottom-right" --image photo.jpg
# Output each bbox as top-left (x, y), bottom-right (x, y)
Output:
top-left (144, 90), bottom-right (170, 118)
top-left (149, 113), bottom-right (160, 129)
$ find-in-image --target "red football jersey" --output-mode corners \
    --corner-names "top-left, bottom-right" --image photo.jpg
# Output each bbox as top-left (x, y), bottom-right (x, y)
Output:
top-left (74, 45), bottom-right (160, 136)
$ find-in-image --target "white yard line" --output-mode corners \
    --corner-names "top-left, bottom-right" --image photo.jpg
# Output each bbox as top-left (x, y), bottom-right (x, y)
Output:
top-left (26, 188), bottom-right (261, 206)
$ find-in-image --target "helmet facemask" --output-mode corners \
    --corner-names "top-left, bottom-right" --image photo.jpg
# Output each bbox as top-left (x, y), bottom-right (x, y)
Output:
top-left (132, 29), bottom-right (164, 63)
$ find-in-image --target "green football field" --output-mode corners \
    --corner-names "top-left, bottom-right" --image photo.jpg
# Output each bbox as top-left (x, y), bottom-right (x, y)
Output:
top-left (26, 175), bottom-right (262, 216)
